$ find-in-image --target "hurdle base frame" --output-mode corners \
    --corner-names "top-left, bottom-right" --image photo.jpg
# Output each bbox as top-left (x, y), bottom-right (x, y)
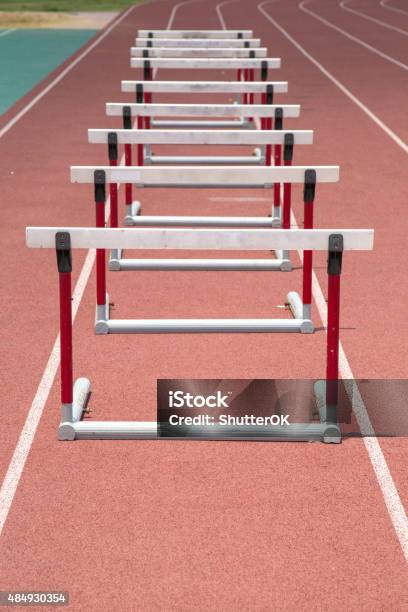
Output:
top-left (94, 293), bottom-right (314, 334)
top-left (58, 377), bottom-right (340, 443)
top-left (108, 251), bottom-right (292, 272)
top-left (150, 118), bottom-right (250, 129)
top-left (145, 152), bottom-right (264, 166)
top-left (124, 201), bottom-right (142, 226)
top-left (122, 214), bottom-right (282, 229)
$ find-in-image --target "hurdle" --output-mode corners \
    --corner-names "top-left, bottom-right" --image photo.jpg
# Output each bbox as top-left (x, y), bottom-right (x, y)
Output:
top-left (100, 111), bottom-right (303, 166)
top-left (137, 30), bottom-right (254, 39)
top-left (121, 81), bottom-right (289, 128)
top-left (70, 165), bottom-right (338, 306)
top-left (131, 58), bottom-right (280, 72)
top-left (134, 38), bottom-right (262, 48)
top-left (131, 47), bottom-right (268, 58)
top-left (25, 227), bottom-right (374, 442)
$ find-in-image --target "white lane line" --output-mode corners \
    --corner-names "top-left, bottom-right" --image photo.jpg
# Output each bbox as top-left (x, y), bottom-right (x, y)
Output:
top-left (0, 0), bottom-right (195, 537)
top-left (0, 2), bottom-right (153, 141)
top-left (299, 0), bottom-right (408, 71)
top-left (258, 2), bottom-right (408, 154)
top-left (216, 0), bottom-right (237, 28)
top-left (0, 29), bottom-right (16, 39)
top-left (256, 0), bottom-right (408, 564)
top-left (380, 0), bottom-right (408, 18)
top-left (341, 0), bottom-right (408, 36)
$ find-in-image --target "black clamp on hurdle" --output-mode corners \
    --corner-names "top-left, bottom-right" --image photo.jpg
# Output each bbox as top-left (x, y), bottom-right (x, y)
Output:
top-left (107, 132), bottom-right (118, 163)
top-left (143, 49), bottom-right (149, 58)
top-left (143, 59), bottom-right (151, 81)
top-left (238, 32), bottom-right (243, 39)
top-left (55, 232), bottom-right (72, 274)
top-left (304, 169), bottom-right (317, 203)
top-left (122, 105), bottom-right (131, 130)
top-left (147, 39), bottom-right (152, 47)
top-left (266, 84), bottom-right (274, 105)
top-left (284, 133), bottom-right (294, 163)
top-left (261, 60), bottom-right (268, 81)
top-left (136, 83), bottom-right (144, 104)
top-left (275, 107), bottom-right (283, 130)
top-left (94, 169), bottom-right (106, 204)
top-left (328, 234), bottom-right (343, 276)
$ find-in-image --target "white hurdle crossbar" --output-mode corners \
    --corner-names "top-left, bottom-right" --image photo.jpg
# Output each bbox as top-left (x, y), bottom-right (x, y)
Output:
top-left (137, 30), bottom-right (254, 38)
top-left (70, 165), bottom-right (339, 302)
top-left (130, 57), bottom-right (280, 69)
top-left (121, 80), bottom-right (288, 93)
top-left (131, 47), bottom-right (268, 58)
top-left (26, 227), bottom-right (374, 442)
top-left (135, 38), bottom-right (262, 48)
top-left (94, 123), bottom-right (307, 167)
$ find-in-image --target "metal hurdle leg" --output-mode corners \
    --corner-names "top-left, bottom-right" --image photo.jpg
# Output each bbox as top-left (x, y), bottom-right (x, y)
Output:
top-left (275, 131), bottom-right (292, 265)
top-left (122, 107), bottom-right (142, 221)
top-left (56, 232), bottom-right (91, 441)
top-left (288, 169), bottom-right (316, 321)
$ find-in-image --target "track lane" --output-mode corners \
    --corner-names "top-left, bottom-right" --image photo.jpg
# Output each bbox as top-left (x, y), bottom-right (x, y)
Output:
top-left (299, 0), bottom-right (408, 69)
top-left (340, 0), bottom-right (408, 36)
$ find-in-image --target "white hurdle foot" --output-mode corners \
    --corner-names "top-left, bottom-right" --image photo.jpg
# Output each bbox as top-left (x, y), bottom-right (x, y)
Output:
top-left (59, 377), bottom-right (91, 441)
top-left (124, 201), bottom-right (142, 226)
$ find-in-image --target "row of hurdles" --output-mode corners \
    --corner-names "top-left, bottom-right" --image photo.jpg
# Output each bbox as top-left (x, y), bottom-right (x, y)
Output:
top-left (26, 29), bottom-right (374, 442)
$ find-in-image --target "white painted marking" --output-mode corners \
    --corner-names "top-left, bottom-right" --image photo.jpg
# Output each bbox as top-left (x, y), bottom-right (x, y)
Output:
top-left (0, 0), bottom-right (198, 537)
top-left (252, 0), bottom-right (408, 564)
top-left (0, 28), bottom-right (16, 39)
top-left (257, 2), bottom-right (408, 153)
top-left (341, 0), bottom-right (408, 36)
top-left (299, 0), bottom-right (408, 71)
top-left (380, 0), bottom-right (408, 18)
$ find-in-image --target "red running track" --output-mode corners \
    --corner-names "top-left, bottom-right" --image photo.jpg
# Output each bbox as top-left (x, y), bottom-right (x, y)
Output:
top-left (0, 0), bottom-right (407, 609)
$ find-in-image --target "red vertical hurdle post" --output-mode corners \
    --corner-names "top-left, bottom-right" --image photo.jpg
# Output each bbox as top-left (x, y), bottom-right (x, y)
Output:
top-left (122, 106), bottom-right (133, 209)
top-left (261, 61), bottom-right (269, 130)
top-left (56, 231), bottom-right (73, 422)
top-left (248, 49), bottom-right (255, 121)
top-left (107, 132), bottom-right (118, 228)
top-left (326, 234), bottom-right (343, 422)
top-left (136, 83), bottom-right (145, 164)
top-left (282, 132), bottom-right (294, 229)
top-left (264, 85), bottom-right (274, 165)
top-left (273, 107), bottom-right (283, 217)
top-left (94, 170), bottom-right (106, 308)
top-left (144, 59), bottom-right (152, 128)
top-left (302, 170), bottom-right (316, 321)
